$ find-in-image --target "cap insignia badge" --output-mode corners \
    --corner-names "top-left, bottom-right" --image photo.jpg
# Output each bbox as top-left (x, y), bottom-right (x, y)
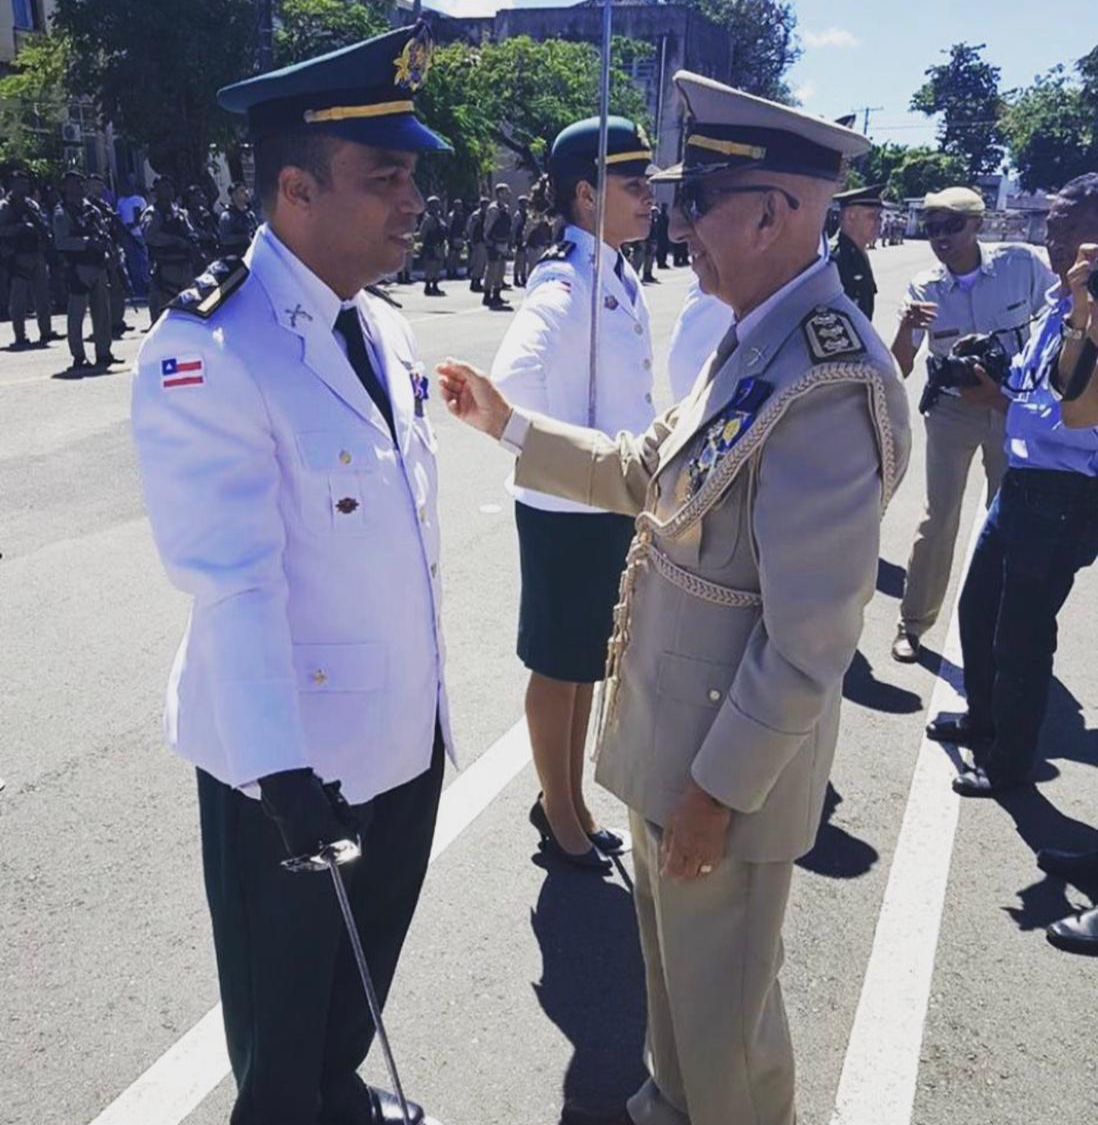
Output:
top-left (393, 35), bottom-right (432, 92)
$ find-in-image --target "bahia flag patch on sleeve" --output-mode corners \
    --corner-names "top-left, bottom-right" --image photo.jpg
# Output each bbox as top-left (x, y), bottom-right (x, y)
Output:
top-left (161, 356), bottom-right (205, 389)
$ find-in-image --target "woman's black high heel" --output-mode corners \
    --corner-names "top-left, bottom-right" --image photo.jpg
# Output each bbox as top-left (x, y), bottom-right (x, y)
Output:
top-left (529, 798), bottom-right (612, 873)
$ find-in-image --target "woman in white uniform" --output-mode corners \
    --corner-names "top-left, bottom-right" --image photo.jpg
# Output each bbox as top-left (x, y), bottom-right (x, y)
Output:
top-left (491, 116), bottom-right (658, 871)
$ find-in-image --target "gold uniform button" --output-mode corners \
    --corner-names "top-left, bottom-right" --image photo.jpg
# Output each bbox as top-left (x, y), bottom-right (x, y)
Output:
top-left (339, 450), bottom-right (353, 465)
top-left (312, 670), bottom-right (328, 686)
top-left (708, 689), bottom-right (721, 703)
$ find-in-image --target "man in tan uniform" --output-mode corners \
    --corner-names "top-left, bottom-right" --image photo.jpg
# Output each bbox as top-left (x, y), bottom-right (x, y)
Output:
top-left (889, 187), bottom-right (1053, 662)
top-left (439, 73), bottom-right (911, 1125)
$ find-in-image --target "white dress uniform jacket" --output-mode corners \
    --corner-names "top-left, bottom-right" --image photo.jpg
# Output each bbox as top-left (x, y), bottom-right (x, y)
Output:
top-left (132, 225), bottom-right (454, 805)
top-left (666, 276), bottom-right (736, 402)
top-left (491, 223), bottom-right (656, 513)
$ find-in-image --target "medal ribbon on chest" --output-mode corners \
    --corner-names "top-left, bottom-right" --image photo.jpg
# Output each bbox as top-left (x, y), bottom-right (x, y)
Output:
top-left (686, 377), bottom-right (773, 497)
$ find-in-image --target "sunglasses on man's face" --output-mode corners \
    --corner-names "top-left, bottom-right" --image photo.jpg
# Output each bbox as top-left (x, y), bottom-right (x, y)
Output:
top-left (924, 214), bottom-right (968, 238)
top-left (674, 179), bottom-right (801, 223)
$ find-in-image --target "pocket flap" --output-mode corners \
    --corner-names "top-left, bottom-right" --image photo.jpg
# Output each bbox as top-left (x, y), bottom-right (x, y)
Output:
top-left (293, 642), bottom-right (387, 693)
top-left (295, 431), bottom-right (377, 472)
top-left (656, 651), bottom-right (736, 708)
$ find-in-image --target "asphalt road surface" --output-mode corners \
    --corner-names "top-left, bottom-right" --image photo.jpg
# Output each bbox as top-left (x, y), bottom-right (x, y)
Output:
top-left (1, 241), bottom-right (1095, 1125)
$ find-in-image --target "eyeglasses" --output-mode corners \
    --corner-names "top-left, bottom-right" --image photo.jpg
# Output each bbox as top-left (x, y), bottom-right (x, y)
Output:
top-left (923, 214), bottom-right (968, 238)
top-left (674, 180), bottom-right (801, 223)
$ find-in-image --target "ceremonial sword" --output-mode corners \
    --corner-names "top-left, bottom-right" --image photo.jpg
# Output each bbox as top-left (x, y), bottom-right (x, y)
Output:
top-left (284, 839), bottom-right (417, 1125)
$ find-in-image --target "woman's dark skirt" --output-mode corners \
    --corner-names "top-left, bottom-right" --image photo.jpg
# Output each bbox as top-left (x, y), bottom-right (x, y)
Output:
top-left (515, 501), bottom-right (636, 684)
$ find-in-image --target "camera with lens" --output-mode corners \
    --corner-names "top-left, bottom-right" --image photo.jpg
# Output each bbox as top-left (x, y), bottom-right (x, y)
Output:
top-left (920, 333), bottom-right (1011, 414)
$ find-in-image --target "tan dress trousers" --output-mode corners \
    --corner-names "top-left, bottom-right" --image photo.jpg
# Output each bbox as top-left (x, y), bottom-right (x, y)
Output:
top-left (626, 812), bottom-right (797, 1125)
top-left (899, 394), bottom-right (1007, 637)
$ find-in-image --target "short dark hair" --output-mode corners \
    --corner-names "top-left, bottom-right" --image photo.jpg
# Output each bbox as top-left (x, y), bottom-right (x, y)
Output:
top-left (253, 129), bottom-right (339, 210)
top-left (1057, 173), bottom-right (1098, 221)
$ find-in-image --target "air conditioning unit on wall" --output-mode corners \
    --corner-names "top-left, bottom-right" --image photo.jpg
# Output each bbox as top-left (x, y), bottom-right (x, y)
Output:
top-left (61, 121), bottom-right (83, 144)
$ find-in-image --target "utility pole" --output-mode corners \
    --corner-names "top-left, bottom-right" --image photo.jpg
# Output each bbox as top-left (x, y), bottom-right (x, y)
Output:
top-left (855, 105), bottom-right (884, 136)
top-left (257, 0), bottom-right (274, 71)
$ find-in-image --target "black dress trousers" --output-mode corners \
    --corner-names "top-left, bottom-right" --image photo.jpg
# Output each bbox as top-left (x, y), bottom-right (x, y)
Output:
top-left (198, 730), bottom-right (446, 1125)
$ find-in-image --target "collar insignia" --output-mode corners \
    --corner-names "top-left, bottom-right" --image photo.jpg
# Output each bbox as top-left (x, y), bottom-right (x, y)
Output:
top-left (286, 304), bottom-right (312, 329)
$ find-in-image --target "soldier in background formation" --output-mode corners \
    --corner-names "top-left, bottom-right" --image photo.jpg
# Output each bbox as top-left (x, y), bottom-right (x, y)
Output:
top-left (482, 183), bottom-right (512, 308)
top-left (446, 197), bottom-right (466, 278)
top-left (830, 183), bottom-right (885, 320)
top-left (467, 196), bottom-right (489, 292)
top-left (0, 168), bottom-right (55, 350)
top-left (85, 172), bottom-right (133, 338)
top-left (184, 184), bottom-right (220, 269)
top-left (142, 175), bottom-right (199, 325)
top-left (511, 194), bottom-right (530, 287)
top-left (217, 180), bottom-right (258, 256)
top-left (420, 195), bottom-right (447, 296)
top-left (53, 169), bottom-right (119, 372)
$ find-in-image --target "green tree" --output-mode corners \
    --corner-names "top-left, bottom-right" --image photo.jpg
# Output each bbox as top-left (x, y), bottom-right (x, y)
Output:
top-left (274, 0), bottom-right (389, 66)
top-left (1001, 65), bottom-right (1097, 192)
top-left (842, 142), bottom-right (912, 197)
top-left (0, 32), bottom-right (71, 176)
top-left (469, 36), bottom-right (652, 175)
top-left (683, 0), bottom-right (800, 100)
top-left (53, 0), bottom-right (256, 185)
top-left (911, 42), bottom-right (1005, 177)
top-left (889, 146), bottom-right (967, 199)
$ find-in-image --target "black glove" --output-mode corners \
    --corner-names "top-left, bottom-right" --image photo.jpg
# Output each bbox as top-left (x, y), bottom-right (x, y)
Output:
top-left (258, 768), bottom-right (356, 860)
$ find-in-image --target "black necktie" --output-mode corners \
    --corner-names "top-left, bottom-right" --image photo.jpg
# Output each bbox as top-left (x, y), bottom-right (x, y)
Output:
top-left (614, 251), bottom-right (636, 305)
top-left (334, 306), bottom-right (396, 443)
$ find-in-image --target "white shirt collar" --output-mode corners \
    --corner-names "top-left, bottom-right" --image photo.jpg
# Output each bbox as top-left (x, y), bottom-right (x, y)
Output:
top-left (261, 223), bottom-right (350, 331)
top-left (563, 223), bottom-right (623, 275)
top-left (735, 252), bottom-right (828, 344)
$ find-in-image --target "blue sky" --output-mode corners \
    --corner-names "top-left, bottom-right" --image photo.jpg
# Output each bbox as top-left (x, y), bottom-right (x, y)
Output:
top-left (430, 0), bottom-right (1094, 150)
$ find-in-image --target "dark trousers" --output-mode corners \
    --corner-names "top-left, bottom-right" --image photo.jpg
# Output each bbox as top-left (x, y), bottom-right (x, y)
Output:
top-left (959, 468), bottom-right (1098, 783)
top-left (198, 734), bottom-right (445, 1125)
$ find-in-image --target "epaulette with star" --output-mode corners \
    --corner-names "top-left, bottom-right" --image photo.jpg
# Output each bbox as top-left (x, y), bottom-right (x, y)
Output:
top-left (803, 305), bottom-right (865, 363)
top-left (168, 257), bottom-right (249, 320)
top-left (538, 240), bottom-right (575, 263)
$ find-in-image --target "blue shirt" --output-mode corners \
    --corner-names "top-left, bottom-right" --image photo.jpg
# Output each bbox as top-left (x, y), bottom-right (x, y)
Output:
top-left (1004, 287), bottom-right (1098, 476)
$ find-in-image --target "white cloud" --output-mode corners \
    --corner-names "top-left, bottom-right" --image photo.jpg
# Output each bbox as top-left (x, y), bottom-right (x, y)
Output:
top-left (803, 27), bottom-right (861, 49)
top-left (793, 81), bottom-right (817, 104)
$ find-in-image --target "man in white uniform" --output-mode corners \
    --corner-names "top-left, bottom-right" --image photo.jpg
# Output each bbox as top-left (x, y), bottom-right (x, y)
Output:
top-left (131, 24), bottom-right (453, 1125)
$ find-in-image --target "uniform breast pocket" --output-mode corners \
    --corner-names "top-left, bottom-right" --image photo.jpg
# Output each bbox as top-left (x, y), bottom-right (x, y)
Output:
top-left (294, 430), bottom-right (378, 535)
top-left (697, 471), bottom-right (750, 570)
top-left (654, 651), bottom-right (737, 758)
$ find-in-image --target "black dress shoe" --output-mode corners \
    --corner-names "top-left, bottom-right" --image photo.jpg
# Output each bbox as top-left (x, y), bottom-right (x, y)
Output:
top-left (68, 357), bottom-right (93, 372)
top-left (97, 352), bottom-right (122, 367)
top-left (890, 627), bottom-right (919, 663)
top-left (1046, 906), bottom-right (1098, 956)
top-left (951, 766), bottom-right (1021, 798)
top-left (529, 799), bottom-right (611, 873)
top-left (1037, 847), bottom-right (1098, 883)
top-left (927, 713), bottom-right (993, 747)
top-left (588, 827), bottom-right (624, 854)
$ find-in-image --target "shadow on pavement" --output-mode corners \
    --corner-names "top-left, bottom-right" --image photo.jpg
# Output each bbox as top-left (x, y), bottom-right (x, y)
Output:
top-left (876, 557), bottom-right (906, 599)
top-left (797, 783), bottom-right (879, 879)
top-left (530, 857), bottom-right (647, 1117)
top-left (843, 650), bottom-right (923, 714)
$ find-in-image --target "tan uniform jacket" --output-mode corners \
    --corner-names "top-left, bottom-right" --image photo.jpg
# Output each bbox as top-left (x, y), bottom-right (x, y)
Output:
top-left (514, 263), bottom-right (912, 861)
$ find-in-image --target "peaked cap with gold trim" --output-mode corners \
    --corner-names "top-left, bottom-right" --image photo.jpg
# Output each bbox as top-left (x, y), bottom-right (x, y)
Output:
top-left (549, 115), bottom-right (660, 179)
top-left (652, 71), bottom-right (870, 183)
top-left (217, 21), bottom-right (451, 153)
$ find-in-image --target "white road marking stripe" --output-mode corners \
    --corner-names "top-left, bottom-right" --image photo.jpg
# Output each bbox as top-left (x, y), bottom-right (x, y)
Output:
top-left (830, 514), bottom-right (984, 1125)
top-left (87, 719), bottom-right (532, 1125)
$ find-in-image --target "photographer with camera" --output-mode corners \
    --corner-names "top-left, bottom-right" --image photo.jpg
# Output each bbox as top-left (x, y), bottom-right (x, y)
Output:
top-left (925, 174), bottom-right (1098, 807)
top-left (889, 187), bottom-right (1054, 662)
